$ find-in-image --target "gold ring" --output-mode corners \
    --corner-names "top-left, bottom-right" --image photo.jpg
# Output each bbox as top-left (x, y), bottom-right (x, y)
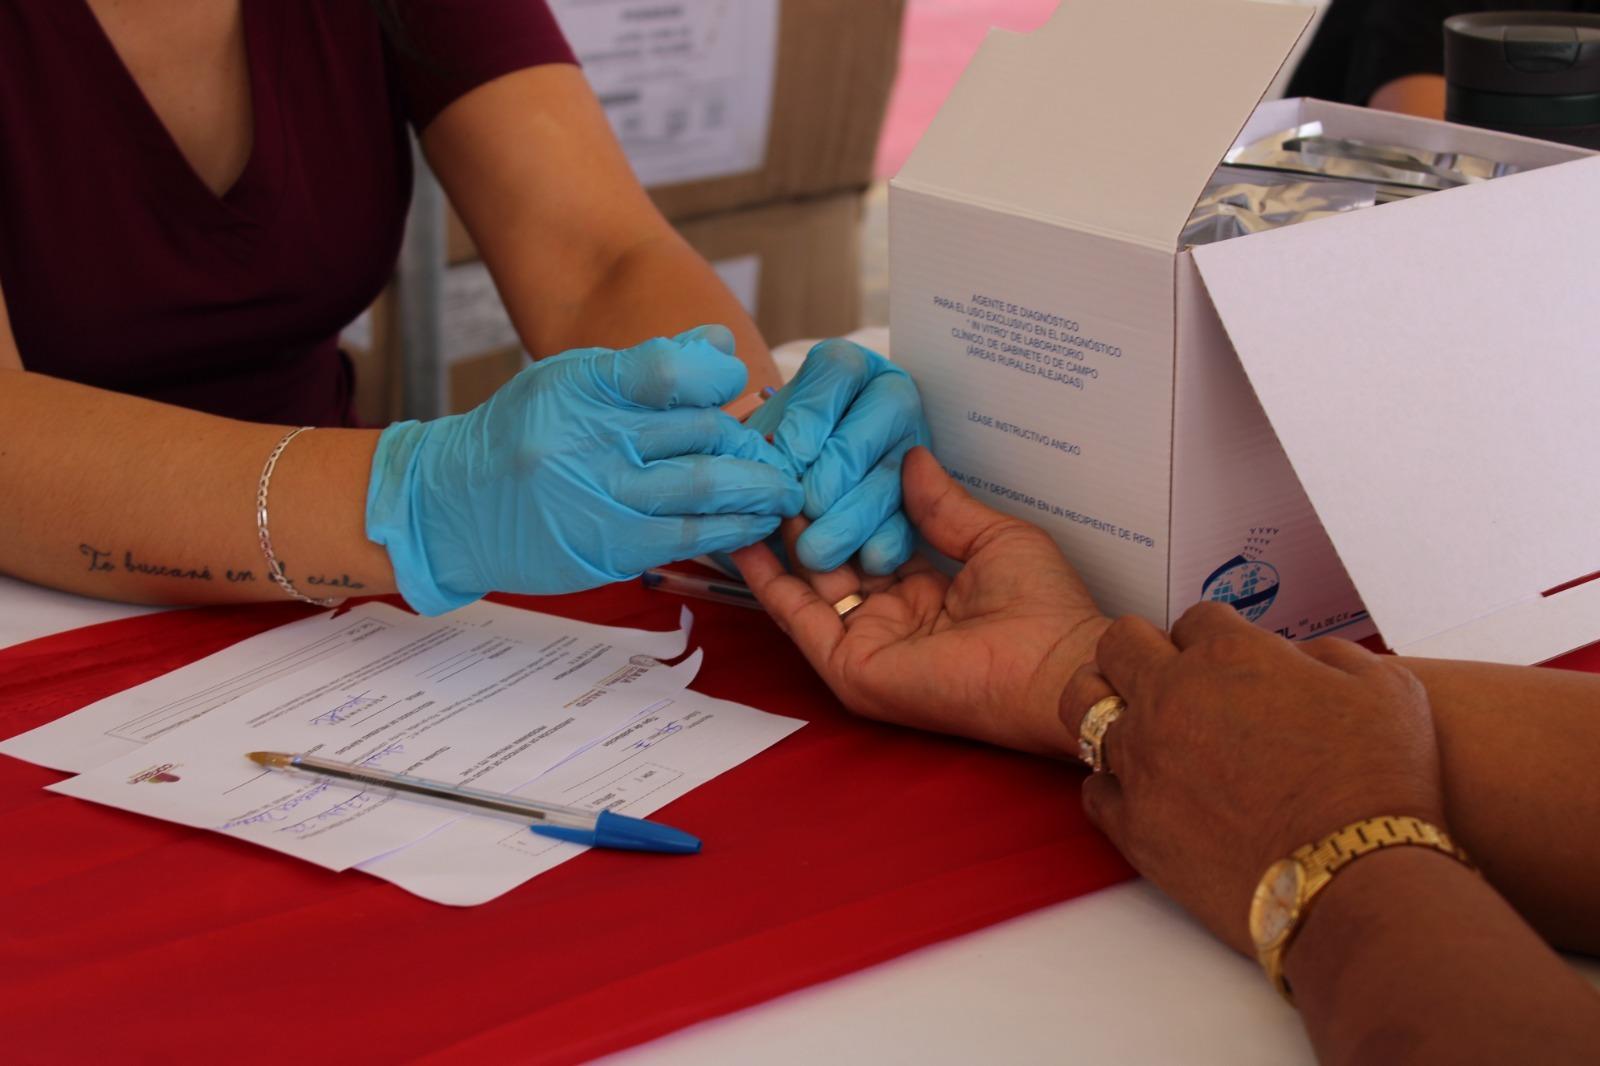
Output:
top-left (1077, 695), bottom-right (1126, 773)
top-left (832, 593), bottom-right (865, 619)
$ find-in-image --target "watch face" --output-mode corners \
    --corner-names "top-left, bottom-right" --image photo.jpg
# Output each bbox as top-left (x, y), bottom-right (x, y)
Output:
top-left (1250, 859), bottom-right (1304, 950)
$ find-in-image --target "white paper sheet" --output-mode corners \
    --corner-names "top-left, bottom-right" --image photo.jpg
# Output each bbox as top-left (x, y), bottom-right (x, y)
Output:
top-left (39, 601), bottom-right (708, 871)
top-left (361, 689), bottom-right (803, 905)
top-left (551, 0), bottom-right (779, 187)
top-left (1, 601), bottom-right (694, 774)
top-left (7, 599), bottom-right (806, 902)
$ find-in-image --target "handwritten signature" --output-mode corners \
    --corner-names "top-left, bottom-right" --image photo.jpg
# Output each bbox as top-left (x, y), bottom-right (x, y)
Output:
top-left (627, 719), bottom-right (684, 752)
top-left (220, 780), bottom-right (332, 831)
top-left (280, 791), bottom-right (383, 835)
top-left (220, 742), bottom-right (403, 833)
top-left (310, 691), bottom-right (381, 726)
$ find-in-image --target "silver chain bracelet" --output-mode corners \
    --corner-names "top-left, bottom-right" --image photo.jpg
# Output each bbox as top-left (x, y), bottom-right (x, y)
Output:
top-left (256, 426), bottom-right (339, 608)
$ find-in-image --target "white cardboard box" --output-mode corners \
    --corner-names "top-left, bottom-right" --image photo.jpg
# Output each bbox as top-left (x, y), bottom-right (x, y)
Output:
top-left (889, 0), bottom-right (1600, 664)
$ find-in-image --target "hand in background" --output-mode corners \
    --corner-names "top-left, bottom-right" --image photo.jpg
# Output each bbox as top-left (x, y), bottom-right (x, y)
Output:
top-left (1060, 603), bottom-right (1447, 955)
top-left (367, 325), bottom-right (802, 615)
top-left (734, 446), bottom-right (1107, 756)
top-left (747, 339), bottom-right (930, 576)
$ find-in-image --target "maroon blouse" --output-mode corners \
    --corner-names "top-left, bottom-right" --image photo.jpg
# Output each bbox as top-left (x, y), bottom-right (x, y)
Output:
top-left (0, 0), bottom-right (574, 426)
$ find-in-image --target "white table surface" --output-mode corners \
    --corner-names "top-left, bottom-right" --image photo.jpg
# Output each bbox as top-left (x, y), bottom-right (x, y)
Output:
top-left (0, 572), bottom-right (166, 650)
top-left (3, 574), bottom-right (1595, 1063)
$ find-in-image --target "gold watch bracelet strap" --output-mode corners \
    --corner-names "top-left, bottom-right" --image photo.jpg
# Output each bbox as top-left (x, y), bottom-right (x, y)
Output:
top-left (1268, 814), bottom-right (1473, 1003)
top-left (1293, 814), bottom-right (1473, 895)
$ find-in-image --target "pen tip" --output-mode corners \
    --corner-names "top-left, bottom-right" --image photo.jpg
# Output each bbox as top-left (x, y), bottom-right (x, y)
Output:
top-left (248, 751), bottom-right (291, 769)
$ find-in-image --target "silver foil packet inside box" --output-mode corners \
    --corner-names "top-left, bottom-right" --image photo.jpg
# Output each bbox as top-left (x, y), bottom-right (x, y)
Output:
top-left (1183, 121), bottom-right (1525, 247)
top-left (1223, 121), bottom-right (1521, 201)
top-left (1183, 166), bottom-right (1375, 248)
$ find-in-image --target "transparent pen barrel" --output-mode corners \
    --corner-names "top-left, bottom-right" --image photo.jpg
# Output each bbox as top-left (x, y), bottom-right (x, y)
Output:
top-left (291, 758), bottom-right (596, 829)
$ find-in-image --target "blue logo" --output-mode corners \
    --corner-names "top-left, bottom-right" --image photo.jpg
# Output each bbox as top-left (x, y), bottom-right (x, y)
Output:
top-left (1201, 555), bottom-right (1281, 623)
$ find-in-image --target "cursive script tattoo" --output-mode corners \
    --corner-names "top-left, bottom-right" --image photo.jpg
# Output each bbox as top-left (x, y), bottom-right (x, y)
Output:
top-left (305, 572), bottom-right (365, 591)
top-left (77, 545), bottom-right (359, 590)
top-left (79, 543), bottom-right (215, 581)
top-left (80, 544), bottom-right (114, 572)
top-left (123, 551), bottom-right (212, 581)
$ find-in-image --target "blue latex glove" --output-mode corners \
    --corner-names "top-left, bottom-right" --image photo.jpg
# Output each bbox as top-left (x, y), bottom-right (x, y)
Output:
top-left (748, 338), bottom-right (930, 575)
top-left (367, 326), bottom-right (802, 615)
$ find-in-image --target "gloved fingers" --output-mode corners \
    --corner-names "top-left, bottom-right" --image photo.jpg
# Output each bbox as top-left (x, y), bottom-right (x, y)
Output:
top-left (674, 323), bottom-right (737, 357)
top-left (631, 407), bottom-right (788, 467)
top-left (801, 368), bottom-right (926, 520)
top-left (768, 338), bottom-right (884, 474)
top-left (794, 440), bottom-right (911, 573)
top-left (856, 511), bottom-right (917, 576)
top-left (618, 513), bottom-right (784, 575)
top-left (742, 378), bottom-right (793, 440)
top-left (611, 455), bottom-right (803, 517)
top-left (589, 327), bottom-right (749, 410)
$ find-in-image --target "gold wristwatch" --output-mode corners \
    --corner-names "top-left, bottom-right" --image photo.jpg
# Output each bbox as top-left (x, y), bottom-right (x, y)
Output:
top-left (1248, 814), bottom-right (1472, 1003)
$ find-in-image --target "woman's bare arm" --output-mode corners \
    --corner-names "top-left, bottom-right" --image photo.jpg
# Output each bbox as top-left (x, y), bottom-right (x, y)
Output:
top-left (419, 64), bottom-right (782, 391)
top-left (0, 277), bottom-right (395, 605)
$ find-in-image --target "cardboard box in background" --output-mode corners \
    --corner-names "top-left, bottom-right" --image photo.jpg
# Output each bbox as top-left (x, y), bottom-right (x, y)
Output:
top-left (446, 0), bottom-right (904, 264)
top-left (344, 261), bottom-right (527, 422)
top-left (677, 192), bottom-right (862, 347)
top-left (348, 0), bottom-right (898, 419)
top-left (355, 191), bottom-right (864, 419)
top-left (557, 0), bottom-right (904, 222)
top-left (342, 288), bottom-right (399, 427)
top-left (890, 0), bottom-right (1600, 665)
top-left (448, 344), bottom-right (527, 415)
top-left (552, 0), bottom-right (782, 199)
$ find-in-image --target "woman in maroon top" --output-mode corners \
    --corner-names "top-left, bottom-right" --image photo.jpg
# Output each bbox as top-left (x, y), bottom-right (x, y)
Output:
top-left (0, 0), bottom-right (924, 613)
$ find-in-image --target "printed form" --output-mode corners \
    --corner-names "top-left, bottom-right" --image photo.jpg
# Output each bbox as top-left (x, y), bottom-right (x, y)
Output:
top-left (1, 601), bottom-right (802, 903)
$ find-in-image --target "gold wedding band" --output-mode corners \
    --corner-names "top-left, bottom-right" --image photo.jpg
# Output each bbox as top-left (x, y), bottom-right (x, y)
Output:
top-left (1077, 695), bottom-right (1126, 773)
top-left (832, 593), bottom-right (865, 619)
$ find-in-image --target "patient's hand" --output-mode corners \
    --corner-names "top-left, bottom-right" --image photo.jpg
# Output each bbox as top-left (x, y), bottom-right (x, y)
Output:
top-left (733, 447), bottom-right (1108, 755)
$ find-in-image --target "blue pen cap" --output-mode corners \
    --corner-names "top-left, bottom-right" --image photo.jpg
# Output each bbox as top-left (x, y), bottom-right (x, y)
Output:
top-left (594, 809), bottom-right (701, 854)
top-left (528, 810), bottom-right (701, 854)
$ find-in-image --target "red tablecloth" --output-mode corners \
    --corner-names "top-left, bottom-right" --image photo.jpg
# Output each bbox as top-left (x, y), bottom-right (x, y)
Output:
top-left (0, 586), bottom-right (1135, 1064)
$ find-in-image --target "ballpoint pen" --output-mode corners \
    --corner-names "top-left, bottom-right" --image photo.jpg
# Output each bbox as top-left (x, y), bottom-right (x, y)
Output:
top-left (247, 751), bottom-right (700, 854)
top-left (642, 567), bottom-right (762, 610)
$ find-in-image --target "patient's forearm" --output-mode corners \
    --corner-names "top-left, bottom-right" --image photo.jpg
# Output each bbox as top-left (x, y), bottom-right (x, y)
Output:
top-left (0, 371), bottom-right (394, 605)
top-left (1400, 655), bottom-right (1600, 954)
top-left (1289, 847), bottom-right (1600, 1066)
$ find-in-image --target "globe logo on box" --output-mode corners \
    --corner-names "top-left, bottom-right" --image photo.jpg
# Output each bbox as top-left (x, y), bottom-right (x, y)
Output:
top-left (1200, 555), bottom-right (1281, 623)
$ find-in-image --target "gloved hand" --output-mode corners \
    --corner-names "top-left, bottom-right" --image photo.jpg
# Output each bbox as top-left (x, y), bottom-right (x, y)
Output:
top-left (366, 326), bottom-right (802, 615)
top-left (747, 338), bottom-right (930, 575)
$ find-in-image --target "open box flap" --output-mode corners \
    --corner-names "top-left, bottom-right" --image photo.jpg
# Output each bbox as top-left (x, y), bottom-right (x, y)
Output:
top-left (894, 0), bottom-right (1313, 251)
top-left (1192, 156), bottom-right (1600, 664)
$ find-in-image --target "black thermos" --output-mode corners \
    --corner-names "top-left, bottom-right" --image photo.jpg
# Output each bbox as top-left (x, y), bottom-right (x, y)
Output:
top-left (1444, 11), bottom-right (1600, 148)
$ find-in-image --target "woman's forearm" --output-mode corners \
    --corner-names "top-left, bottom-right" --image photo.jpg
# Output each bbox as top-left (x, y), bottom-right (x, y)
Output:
top-left (1287, 847), bottom-right (1600, 1066)
top-left (552, 232), bottom-right (782, 392)
top-left (1398, 656), bottom-right (1600, 954)
top-left (419, 65), bottom-right (783, 393)
top-left (0, 371), bottom-right (395, 605)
